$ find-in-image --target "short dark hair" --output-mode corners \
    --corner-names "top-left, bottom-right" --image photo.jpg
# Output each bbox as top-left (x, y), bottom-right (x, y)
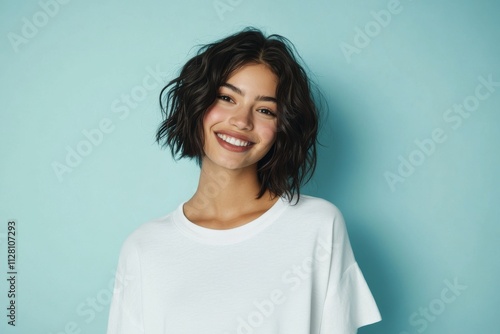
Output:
top-left (156, 27), bottom-right (320, 204)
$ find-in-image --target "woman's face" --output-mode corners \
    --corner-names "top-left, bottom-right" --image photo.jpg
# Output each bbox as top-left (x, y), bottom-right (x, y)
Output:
top-left (202, 63), bottom-right (278, 172)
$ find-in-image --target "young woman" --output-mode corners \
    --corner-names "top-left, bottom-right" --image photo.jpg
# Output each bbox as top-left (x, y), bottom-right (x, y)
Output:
top-left (107, 27), bottom-right (381, 334)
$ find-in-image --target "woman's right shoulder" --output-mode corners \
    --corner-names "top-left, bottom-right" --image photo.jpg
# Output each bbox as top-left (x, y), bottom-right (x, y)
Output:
top-left (118, 209), bottom-right (177, 250)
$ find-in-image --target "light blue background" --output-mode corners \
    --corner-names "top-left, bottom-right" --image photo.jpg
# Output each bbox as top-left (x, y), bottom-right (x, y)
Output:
top-left (1, 0), bottom-right (498, 333)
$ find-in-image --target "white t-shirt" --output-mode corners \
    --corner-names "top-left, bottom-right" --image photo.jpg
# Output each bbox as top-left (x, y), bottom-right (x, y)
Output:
top-left (107, 194), bottom-right (381, 334)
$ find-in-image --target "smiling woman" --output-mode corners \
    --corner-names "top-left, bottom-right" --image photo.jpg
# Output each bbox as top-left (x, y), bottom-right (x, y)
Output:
top-left (106, 27), bottom-right (382, 334)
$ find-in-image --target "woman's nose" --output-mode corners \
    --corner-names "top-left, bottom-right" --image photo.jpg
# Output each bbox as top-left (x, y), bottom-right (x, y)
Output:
top-left (229, 105), bottom-right (253, 130)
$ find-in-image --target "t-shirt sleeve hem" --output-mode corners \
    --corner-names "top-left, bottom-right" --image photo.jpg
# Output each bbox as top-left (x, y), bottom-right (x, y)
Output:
top-left (320, 262), bottom-right (382, 334)
top-left (344, 262), bottom-right (382, 330)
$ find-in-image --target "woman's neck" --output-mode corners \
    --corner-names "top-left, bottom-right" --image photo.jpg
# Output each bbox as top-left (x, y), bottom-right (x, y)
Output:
top-left (183, 158), bottom-right (278, 227)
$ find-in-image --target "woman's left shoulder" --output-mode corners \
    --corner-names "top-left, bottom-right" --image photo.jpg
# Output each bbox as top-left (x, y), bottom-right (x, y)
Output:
top-left (291, 194), bottom-right (344, 220)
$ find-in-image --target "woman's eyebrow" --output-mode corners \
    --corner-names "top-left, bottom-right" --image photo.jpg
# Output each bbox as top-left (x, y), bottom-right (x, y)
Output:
top-left (221, 83), bottom-right (277, 103)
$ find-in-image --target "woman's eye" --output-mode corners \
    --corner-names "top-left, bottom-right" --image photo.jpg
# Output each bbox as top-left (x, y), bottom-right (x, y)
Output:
top-left (258, 108), bottom-right (276, 117)
top-left (218, 95), bottom-right (232, 102)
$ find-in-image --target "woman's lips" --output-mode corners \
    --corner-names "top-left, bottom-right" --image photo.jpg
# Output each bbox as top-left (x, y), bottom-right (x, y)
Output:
top-left (215, 132), bottom-right (254, 152)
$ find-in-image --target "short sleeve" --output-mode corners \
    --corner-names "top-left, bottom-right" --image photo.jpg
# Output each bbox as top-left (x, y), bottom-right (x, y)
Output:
top-left (319, 207), bottom-right (382, 334)
top-left (106, 238), bottom-right (144, 334)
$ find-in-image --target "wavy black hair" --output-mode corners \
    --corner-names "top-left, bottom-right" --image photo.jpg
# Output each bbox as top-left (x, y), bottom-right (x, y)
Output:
top-left (156, 27), bottom-right (321, 204)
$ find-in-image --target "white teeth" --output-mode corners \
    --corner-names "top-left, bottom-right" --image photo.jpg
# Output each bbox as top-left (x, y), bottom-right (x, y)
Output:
top-left (217, 133), bottom-right (251, 147)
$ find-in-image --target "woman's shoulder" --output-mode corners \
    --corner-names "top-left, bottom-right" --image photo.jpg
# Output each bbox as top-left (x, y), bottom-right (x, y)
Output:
top-left (119, 209), bottom-right (178, 249)
top-left (281, 194), bottom-right (346, 232)
top-left (290, 194), bottom-right (343, 218)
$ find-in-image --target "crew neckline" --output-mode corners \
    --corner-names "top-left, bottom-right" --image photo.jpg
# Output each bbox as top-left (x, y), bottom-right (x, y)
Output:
top-left (172, 196), bottom-right (289, 245)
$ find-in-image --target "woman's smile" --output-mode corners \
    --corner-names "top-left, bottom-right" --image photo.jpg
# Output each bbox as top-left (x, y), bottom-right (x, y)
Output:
top-left (216, 132), bottom-right (253, 149)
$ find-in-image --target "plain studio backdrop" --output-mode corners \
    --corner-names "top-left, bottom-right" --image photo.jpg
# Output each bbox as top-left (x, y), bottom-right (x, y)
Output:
top-left (1, 0), bottom-right (499, 333)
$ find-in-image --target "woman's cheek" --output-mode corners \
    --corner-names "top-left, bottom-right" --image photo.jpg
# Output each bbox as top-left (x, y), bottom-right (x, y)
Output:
top-left (262, 121), bottom-right (278, 141)
top-left (204, 104), bottom-right (227, 124)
